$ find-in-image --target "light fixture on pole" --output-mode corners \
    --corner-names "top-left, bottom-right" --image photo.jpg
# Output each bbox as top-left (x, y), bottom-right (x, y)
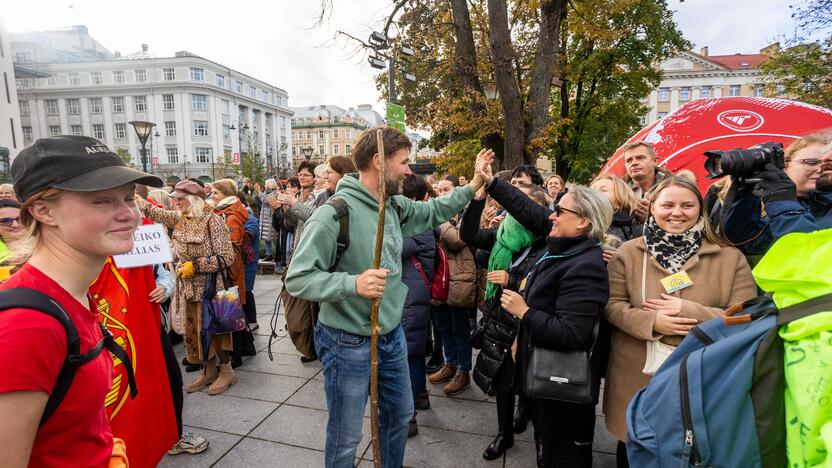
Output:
top-left (129, 120), bottom-right (156, 173)
top-left (301, 146), bottom-right (314, 161)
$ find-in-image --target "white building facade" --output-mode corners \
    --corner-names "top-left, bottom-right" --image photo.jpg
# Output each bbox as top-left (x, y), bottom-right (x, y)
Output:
top-left (13, 35), bottom-right (293, 183)
top-left (0, 21), bottom-right (23, 168)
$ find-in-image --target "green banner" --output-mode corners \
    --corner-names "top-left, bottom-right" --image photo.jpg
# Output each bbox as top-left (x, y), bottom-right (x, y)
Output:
top-left (386, 103), bottom-right (405, 122)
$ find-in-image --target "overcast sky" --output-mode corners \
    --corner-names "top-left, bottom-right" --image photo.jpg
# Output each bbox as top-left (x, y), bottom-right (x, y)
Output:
top-left (3, 0), bottom-right (799, 116)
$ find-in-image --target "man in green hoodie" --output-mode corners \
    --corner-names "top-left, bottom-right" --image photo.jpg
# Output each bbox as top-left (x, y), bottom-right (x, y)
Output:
top-left (286, 126), bottom-right (492, 468)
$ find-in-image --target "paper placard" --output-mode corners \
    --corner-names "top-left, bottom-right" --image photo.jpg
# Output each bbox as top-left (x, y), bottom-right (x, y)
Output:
top-left (113, 224), bottom-right (173, 268)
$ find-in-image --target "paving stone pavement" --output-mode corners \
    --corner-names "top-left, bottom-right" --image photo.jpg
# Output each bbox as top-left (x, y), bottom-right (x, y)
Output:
top-left (160, 273), bottom-right (617, 468)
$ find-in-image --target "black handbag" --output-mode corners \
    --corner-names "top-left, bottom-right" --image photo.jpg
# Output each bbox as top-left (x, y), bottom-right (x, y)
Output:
top-left (523, 318), bottom-right (601, 405)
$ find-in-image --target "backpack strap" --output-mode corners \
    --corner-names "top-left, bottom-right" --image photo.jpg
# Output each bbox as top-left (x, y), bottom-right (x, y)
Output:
top-left (325, 197), bottom-right (350, 272)
top-left (0, 288), bottom-right (138, 426)
top-left (776, 293), bottom-right (832, 325)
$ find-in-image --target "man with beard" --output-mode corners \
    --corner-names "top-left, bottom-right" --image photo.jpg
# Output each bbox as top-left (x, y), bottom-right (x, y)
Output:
top-left (721, 131), bottom-right (832, 259)
top-left (285, 126), bottom-right (493, 468)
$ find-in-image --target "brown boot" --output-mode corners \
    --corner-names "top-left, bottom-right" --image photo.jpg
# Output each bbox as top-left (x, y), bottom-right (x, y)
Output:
top-left (185, 358), bottom-right (218, 393)
top-left (444, 370), bottom-right (470, 396)
top-left (207, 362), bottom-right (238, 395)
top-left (428, 364), bottom-right (458, 384)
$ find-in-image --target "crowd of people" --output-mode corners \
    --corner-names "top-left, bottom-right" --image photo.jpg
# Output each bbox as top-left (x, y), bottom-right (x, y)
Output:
top-left (0, 125), bottom-right (829, 467)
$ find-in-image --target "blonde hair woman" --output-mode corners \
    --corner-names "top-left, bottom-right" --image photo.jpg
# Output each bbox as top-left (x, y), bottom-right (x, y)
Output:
top-left (602, 175), bottom-right (757, 465)
top-left (590, 174), bottom-right (643, 247)
top-left (137, 179), bottom-right (237, 395)
top-left (0, 136), bottom-right (162, 466)
top-left (0, 183), bottom-right (16, 200)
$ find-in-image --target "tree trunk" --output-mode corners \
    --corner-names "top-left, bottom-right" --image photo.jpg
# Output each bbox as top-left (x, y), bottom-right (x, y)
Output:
top-left (487, 0), bottom-right (525, 170)
top-left (526, 0), bottom-right (567, 163)
top-left (449, 0), bottom-right (484, 100)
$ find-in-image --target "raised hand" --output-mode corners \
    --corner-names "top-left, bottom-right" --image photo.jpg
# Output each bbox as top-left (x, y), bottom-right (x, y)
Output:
top-left (469, 149), bottom-right (495, 192)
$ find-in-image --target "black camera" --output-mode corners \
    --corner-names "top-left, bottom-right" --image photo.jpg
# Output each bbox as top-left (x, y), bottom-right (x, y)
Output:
top-left (703, 142), bottom-right (785, 180)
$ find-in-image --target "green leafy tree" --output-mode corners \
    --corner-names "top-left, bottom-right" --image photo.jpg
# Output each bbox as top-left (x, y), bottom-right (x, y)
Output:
top-left (116, 148), bottom-right (134, 168)
top-left (240, 135), bottom-right (265, 184)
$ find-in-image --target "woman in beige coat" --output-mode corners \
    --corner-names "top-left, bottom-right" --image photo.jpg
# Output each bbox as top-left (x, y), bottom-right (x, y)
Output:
top-left (602, 175), bottom-right (756, 467)
top-left (138, 180), bottom-right (237, 395)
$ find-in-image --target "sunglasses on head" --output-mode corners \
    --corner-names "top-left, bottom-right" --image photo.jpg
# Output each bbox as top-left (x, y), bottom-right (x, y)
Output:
top-left (553, 204), bottom-right (580, 217)
top-left (0, 217), bottom-right (19, 226)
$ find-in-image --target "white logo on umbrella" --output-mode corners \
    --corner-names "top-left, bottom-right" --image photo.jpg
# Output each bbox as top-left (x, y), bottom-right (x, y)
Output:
top-left (717, 110), bottom-right (764, 132)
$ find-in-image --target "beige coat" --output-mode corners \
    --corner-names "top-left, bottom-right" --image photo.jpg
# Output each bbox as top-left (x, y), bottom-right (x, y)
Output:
top-left (437, 220), bottom-right (478, 308)
top-left (602, 237), bottom-right (757, 441)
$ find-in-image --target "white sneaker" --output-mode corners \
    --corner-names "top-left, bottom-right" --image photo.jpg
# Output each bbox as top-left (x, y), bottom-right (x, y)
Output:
top-left (168, 432), bottom-right (209, 455)
top-left (249, 322), bottom-right (259, 332)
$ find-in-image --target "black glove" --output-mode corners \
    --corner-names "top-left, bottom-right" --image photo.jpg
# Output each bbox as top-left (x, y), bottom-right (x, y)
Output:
top-left (752, 163), bottom-right (797, 202)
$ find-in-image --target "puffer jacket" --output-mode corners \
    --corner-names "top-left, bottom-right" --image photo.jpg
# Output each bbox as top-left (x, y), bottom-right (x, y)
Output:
top-left (400, 228), bottom-right (435, 357)
top-left (258, 190), bottom-right (278, 241)
top-left (608, 210), bottom-right (643, 243)
top-left (436, 218), bottom-right (478, 308)
top-left (243, 208), bottom-right (260, 292)
top-left (460, 198), bottom-right (546, 394)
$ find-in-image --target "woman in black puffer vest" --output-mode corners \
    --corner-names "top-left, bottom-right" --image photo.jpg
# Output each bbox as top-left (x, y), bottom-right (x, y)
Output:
top-left (460, 182), bottom-right (549, 462)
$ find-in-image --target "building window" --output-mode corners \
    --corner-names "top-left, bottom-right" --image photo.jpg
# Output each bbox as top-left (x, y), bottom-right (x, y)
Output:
top-left (318, 145), bottom-right (325, 155)
top-left (193, 121), bottom-right (209, 136)
top-left (679, 87), bottom-right (690, 101)
top-left (318, 130), bottom-right (325, 139)
top-left (234, 81), bottom-right (243, 93)
top-left (262, 90), bottom-right (269, 102)
top-left (92, 124), bottom-right (105, 139)
top-left (189, 67), bottom-right (204, 81)
top-left (729, 85), bottom-right (741, 97)
top-left (276, 96), bottom-right (283, 106)
top-left (306, 131), bottom-right (312, 140)
top-left (165, 121), bottom-right (176, 137)
top-left (112, 97), bottom-right (125, 113)
top-left (754, 85), bottom-right (765, 97)
top-left (658, 88), bottom-right (669, 102)
top-left (216, 74), bottom-right (225, 87)
top-left (69, 72), bottom-right (80, 85)
top-left (22, 127), bottom-right (33, 142)
top-left (223, 125), bottom-right (230, 139)
top-left (48, 125), bottom-right (61, 137)
top-left (333, 144), bottom-right (339, 155)
top-left (345, 129), bottom-right (353, 139)
top-left (195, 147), bottom-right (211, 163)
top-left (162, 94), bottom-right (175, 110)
top-left (163, 68), bottom-right (175, 81)
top-left (135, 69), bottom-right (146, 82)
top-left (166, 147), bottom-right (179, 163)
top-left (19, 101), bottom-right (29, 116)
top-left (70, 124), bottom-right (82, 135)
top-left (280, 116), bottom-right (286, 127)
top-left (657, 112), bottom-right (668, 119)
top-left (640, 115), bottom-right (648, 126)
top-left (89, 98), bottom-right (102, 113)
top-left (113, 71), bottom-right (124, 83)
top-left (91, 71), bottom-right (102, 85)
top-left (66, 99), bottom-right (80, 115)
top-left (700, 86), bottom-right (711, 98)
top-left (134, 96), bottom-right (147, 112)
top-left (114, 123), bottom-right (127, 139)
top-left (45, 99), bottom-right (59, 115)
top-left (333, 129), bottom-right (339, 138)
top-left (47, 75), bottom-right (58, 86)
top-left (345, 144), bottom-right (352, 155)
top-left (192, 94), bottom-right (208, 110)
top-left (249, 86), bottom-right (256, 98)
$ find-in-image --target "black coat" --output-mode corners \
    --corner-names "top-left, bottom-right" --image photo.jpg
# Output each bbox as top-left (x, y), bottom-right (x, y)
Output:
top-left (515, 236), bottom-right (610, 401)
top-left (460, 198), bottom-right (546, 394)
top-left (608, 210), bottom-right (643, 243)
top-left (486, 178), bottom-right (553, 238)
top-left (400, 229), bottom-right (435, 357)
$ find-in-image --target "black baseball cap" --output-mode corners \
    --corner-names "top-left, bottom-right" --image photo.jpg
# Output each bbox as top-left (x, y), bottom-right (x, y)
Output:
top-left (12, 135), bottom-right (163, 202)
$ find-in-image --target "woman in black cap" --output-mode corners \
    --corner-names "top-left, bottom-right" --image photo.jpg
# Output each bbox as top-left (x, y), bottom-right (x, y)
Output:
top-left (0, 136), bottom-right (162, 467)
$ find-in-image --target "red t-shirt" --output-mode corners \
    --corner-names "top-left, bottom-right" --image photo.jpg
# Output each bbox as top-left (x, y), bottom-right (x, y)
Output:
top-left (0, 264), bottom-right (113, 467)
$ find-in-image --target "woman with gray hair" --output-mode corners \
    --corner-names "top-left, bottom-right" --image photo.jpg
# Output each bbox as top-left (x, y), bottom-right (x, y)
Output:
top-left (479, 171), bottom-right (612, 467)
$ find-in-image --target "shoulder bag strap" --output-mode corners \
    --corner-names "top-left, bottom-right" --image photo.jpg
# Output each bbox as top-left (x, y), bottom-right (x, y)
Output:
top-left (776, 293), bottom-right (832, 326)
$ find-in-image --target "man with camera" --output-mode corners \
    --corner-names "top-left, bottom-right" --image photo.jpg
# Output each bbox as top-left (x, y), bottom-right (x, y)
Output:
top-left (719, 131), bottom-right (832, 259)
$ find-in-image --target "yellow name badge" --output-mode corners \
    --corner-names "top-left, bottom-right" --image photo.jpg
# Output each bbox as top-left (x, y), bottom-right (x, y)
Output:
top-left (519, 277), bottom-right (527, 292)
top-left (660, 271), bottom-right (694, 294)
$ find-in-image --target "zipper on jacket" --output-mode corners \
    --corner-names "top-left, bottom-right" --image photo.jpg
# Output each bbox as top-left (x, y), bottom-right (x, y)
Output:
top-left (689, 327), bottom-right (714, 345)
top-left (679, 355), bottom-right (701, 467)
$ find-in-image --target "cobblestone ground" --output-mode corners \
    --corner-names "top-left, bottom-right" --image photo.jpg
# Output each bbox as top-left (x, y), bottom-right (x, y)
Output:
top-left (159, 272), bottom-right (617, 467)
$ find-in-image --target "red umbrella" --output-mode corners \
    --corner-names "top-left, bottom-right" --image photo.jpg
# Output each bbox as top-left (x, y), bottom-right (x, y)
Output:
top-left (600, 97), bottom-right (832, 193)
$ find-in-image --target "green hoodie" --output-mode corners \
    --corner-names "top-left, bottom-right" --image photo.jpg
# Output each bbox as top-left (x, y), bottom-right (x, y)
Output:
top-left (285, 173), bottom-right (474, 336)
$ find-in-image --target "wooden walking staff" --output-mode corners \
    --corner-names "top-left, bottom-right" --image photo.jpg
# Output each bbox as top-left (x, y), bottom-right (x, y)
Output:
top-left (369, 129), bottom-right (386, 467)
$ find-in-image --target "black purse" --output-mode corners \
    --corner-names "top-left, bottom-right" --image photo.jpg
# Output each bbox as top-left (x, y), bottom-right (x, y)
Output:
top-left (523, 318), bottom-right (601, 405)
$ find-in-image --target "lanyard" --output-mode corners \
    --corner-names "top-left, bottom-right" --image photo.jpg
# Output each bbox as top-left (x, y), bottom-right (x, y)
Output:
top-left (524, 242), bottom-right (601, 295)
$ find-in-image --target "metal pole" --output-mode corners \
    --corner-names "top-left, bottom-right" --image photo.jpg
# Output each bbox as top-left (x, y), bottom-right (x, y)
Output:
top-left (211, 148), bottom-right (215, 181)
top-left (141, 144), bottom-right (148, 173)
top-left (388, 57), bottom-right (396, 104)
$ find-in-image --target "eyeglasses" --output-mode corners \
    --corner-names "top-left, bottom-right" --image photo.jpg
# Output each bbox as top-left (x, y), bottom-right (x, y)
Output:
top-left (792, 158), bottom-right (823, 171)
top-left (0, 217), bottom-right (19, 226)
top-left (553, 204), bottom-right (580, 217)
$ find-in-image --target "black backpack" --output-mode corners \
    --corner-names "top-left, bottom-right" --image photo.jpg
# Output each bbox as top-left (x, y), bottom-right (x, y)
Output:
top-left (0, 288), bottom-right (138, 426)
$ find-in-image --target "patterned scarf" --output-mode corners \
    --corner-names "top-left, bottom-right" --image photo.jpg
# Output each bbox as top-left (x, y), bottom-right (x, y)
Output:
top-left (485, 213), bottom-right (539, 300)
top-left (644, 216), bottom-right (705, 273)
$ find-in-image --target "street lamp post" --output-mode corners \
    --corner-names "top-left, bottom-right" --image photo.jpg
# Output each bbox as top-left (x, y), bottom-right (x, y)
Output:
top-left (301, 146), bottom-right (314, 161)
top-left (129, 120), bottom-right (156, 173)
top-left (210, 147), bottom-right (215, 181)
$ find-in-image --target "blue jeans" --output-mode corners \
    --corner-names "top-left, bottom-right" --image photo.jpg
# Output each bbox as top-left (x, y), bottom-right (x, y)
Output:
top-left (263, 240), bottom-right (275, 258)
top-left (434, 305), bottom-right (472, 372)
top-left (408, 355), bottom-right (426, 406)
top-left (314, 323), bottom-right (414, 468)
